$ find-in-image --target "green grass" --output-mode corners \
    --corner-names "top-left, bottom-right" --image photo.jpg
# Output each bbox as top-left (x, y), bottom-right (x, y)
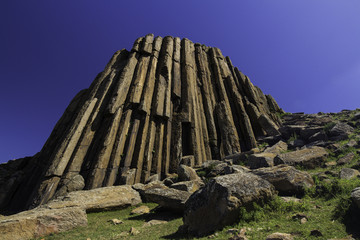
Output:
top-left (34, 203), bottom-right (184, 240)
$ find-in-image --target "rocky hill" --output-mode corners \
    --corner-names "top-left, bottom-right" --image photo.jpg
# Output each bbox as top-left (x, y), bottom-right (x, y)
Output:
top-left (1, 35), bottom-right (360, 240)
top-left (0, 34), bottom-right (283, 214)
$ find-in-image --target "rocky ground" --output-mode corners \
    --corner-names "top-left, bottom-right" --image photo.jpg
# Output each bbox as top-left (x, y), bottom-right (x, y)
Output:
top-left (2, 109), bottom-right (360, 239)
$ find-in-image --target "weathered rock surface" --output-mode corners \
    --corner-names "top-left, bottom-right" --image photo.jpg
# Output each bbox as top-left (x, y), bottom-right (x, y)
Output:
top-left (248, 152), bottom-right (276, 169)
top-left (182, 171), bottom-right (275, 236)
top-left (142, 186), bottom-right (191, 212)
top-left (266, 232), bottom-right (294, 240)
top-left (274, 147), bottom-right (328, 169)
top-left (177, 165), bottom-right (200, 181)
top-left (46, 185), bottom-right (141, 212)
top-left (339, 168), bottom-right (360, 180)
top-left (0, 207), bottom-right (87, 240)
top-left (264, 140), bottom-right (288, 154)
top-left (252, 165), bottom-right (314, 195)
top-left (1, 34), bottom-right (283, 213)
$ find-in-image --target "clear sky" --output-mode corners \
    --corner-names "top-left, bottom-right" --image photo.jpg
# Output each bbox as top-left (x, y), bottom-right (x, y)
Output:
top-left (1, 0), bottom-right (360, 163)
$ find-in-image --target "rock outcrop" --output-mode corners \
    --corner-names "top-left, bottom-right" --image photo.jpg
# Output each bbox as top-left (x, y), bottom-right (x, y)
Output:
top-left (0, 34), bottom-right (282, 213)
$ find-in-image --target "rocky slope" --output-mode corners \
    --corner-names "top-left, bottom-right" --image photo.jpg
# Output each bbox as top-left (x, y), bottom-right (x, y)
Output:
top-left (0, 34), bottom-right (283, 214)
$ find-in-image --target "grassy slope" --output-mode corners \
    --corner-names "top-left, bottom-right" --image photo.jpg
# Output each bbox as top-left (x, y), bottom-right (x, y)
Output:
top-left (35, 112), bottom-right (360, 240)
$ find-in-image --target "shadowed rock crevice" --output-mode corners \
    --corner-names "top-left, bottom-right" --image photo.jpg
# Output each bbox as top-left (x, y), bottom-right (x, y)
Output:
top-left (0, 34), bottom-right (283, 213)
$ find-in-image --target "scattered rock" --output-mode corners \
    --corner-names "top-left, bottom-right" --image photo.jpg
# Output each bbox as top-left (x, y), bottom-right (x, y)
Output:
top-left (252, 165), bottom-right (314, 195)
top-left (280, 196), bottom-right (302, 203)
top-left (182, 171), bottom-right (275, 236)
top-left (143, 219), bottom-right (168, 227)
top-left (0, 207), bottom-right (87, 240)
top-left (337, 153), bottom-right (355, 165)
top-left (274, 147), bottom-right (328, 169)
top-left (308, 131), bottom-right (328, 142)
top-left (266, 232), bottom-right (293, 240)
top-left (288, 139), bottom-right (305, 148)
top-left (130, 227), bottom-right (140, 235)
top-left (178, 165), bottom-right (200, 181)
top-left (131, 205), bottom-right (150, 215)
top-left (264, 140), bottom-right (288, 154)
top-left (170, 180), bottom-right (203, 193)
top-left (339, 168), bottom-right (360, 180)
top-left (328, 122), bottom-right (354, 140)
top-left (46, 185), bottom-right (141, 212)
top-left (248, 153), bottom-right (276, 169)
top-left (108, 218), bottom-right (123, 225)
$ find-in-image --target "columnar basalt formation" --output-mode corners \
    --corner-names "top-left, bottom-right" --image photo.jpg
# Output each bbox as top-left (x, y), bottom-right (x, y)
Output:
top-left (1, 34), bottom-right (283, 213)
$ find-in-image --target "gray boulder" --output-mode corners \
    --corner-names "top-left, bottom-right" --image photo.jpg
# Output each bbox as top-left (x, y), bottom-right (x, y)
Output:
top-left (339, 168), bottom-right (360, 180)
top-left (252, 165), bottom-right (314, 195)
top-left (143, 186), bottom-right (191, 212)
top-left (182, 171), bottom-right (275, 236)
top-left (248, 153), bottom-right (276, 169)
top-left (170, 180), bottom-right (204, 193)
top-left (274, 147), bottom-right (328, 169)
top-left (328, 122), bottom-right (354, 140)
top-left (337, 153), bottom-right (355, 165)
top-left (264, 141), bottom-right (288, 155)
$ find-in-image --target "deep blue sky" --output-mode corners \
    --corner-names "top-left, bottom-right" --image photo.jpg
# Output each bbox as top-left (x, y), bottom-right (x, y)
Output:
top-left (1, 1), bottom-right (360, 162)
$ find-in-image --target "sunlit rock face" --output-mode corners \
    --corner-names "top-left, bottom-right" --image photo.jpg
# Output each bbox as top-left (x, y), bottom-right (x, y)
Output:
top-left (0, 34), bottom-right (282, 213)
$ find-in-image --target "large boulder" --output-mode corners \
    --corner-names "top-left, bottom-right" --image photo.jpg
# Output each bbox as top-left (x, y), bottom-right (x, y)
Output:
top-left (248, 153), bottom-right (276, 169)
top-left (328, 122), bottom-right (354, 140)
top-left (274, 147), bottom-right (328, 169)
top-left (143, 186), bottom-right (191, 212)
top-left (264, 141), bottom-right (288, 155)
top-left (0, 207), bottom-right (87, 240)
top-left (178, 165), bottom-right (200, 181)
top-left (46, 185), bottom-right (141, 212)
top-left (182, 171), bottom-right (275, 236)
top-left (252, 165), bottom-right (314, 195)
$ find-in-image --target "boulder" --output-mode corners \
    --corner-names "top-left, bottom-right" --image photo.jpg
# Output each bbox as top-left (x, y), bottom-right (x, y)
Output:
top-left (46, 185), bottom-right (141, 212)
top-left (170, 180), bottom-right (203, 193)
top-left (178, 165), bottom-right (200, 181)
top-left (308, 131), bottom-right (328, 142)
top-left (274, 147), bottom-right (328, 169)
top-left (0, 207), bottom-right (87, 240)
top-left (339, 168), bottom-right (360, 180)
top-left (337, 153), bottom-right (355, 165)
top-left (266, 232), bottom-right (293, 240)
top-left (288, 139), bottom-right (305, 148)
top-left (252, 165), bottom-right (314, 195)
top-left (248, 153), bottom-right (276, 169)
top-left (328, 122), bottom-right (354, 140)
top-left (264, 141), bottom-right (288, 155)
top-left (300, 127), bottom-right (323, 140)
top-left (143, 186), bottom-right (191, 212)
top-left (351, 187), bottom-right (360, 209)
top-left (182, 171), bottom-right (275, 236)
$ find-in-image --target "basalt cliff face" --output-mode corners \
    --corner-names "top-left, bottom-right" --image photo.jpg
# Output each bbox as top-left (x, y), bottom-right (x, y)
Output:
top-left (0, 34), bottom-right (283, 213)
